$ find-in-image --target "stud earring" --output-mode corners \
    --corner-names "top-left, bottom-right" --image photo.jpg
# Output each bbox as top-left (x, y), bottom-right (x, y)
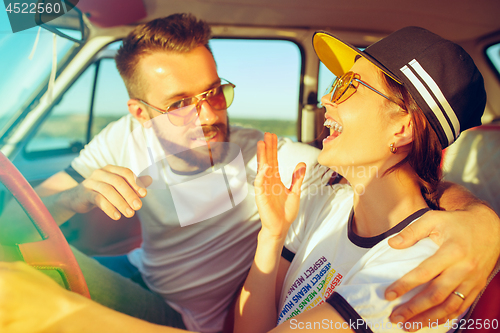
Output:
top-left (390, 143), bottom-right (398, 154)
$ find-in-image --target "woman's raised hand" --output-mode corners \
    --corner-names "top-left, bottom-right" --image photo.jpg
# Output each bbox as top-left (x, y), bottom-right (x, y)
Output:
top-left (254, 133), bottom-right (306, 240)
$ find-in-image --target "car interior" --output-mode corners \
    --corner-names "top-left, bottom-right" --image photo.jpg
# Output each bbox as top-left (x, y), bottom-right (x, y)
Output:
top-left (0, 0), bottom-right (499, 332)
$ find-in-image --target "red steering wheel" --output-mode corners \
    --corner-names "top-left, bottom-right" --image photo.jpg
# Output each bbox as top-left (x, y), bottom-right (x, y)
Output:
top-left (0, 151), bottom-right (90, 298)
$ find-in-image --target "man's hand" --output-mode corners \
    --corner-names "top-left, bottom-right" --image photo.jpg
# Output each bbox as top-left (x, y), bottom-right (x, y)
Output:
top-left (60, 165), bottom-right (152, 221)
top-left (0, 262), bottom-right (89, 333)
top-left (385, 205), bottom-right (500, 330)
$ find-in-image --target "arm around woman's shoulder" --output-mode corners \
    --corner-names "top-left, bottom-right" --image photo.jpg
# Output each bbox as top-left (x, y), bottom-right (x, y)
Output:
top-left (386, 182), bottom-right (500, 325)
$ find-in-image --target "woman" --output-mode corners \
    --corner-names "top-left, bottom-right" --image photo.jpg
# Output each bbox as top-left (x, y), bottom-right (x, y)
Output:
top-left (234, 26), bottom-right (486, 333)
top-left (0, 26), bottom-right (493, 333)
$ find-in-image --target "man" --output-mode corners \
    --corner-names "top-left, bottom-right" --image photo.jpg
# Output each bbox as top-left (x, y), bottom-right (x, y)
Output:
top-left (1, 13), bottom-right (499, 333)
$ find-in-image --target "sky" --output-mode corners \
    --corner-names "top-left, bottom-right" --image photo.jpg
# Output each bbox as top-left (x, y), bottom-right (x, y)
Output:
top-left (0, 3), bottom-right (339, 133)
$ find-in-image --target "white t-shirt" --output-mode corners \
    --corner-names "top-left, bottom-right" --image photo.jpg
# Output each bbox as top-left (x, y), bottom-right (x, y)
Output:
top-left (279, 184), bottom-right (455, 333)
top-left (71, 114), bottom-right (324, 332)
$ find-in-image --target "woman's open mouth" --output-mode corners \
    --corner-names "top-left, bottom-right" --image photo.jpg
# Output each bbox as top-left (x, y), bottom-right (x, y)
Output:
top-left (323, 118), bottom-right (343, 144)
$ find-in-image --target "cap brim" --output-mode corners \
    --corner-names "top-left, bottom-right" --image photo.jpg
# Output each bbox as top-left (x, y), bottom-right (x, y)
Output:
top-left (313, 31), bottom-right (402, 84)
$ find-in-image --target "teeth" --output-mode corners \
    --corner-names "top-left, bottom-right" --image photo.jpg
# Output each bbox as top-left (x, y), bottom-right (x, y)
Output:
top-left (193, 130), bottom-right (218, 141)
top-left (323, 118), bottom-right (343, 133)
top-left (204, 131), bottom-right (217, 140)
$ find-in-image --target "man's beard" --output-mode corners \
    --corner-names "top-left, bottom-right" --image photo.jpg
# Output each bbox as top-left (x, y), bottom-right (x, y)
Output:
top-left (156, 122), bottom-right (231, 171)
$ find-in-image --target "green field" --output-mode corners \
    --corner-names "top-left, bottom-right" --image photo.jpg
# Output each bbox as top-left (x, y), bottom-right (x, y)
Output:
top-left (231, 118), bottom-right (297, 140)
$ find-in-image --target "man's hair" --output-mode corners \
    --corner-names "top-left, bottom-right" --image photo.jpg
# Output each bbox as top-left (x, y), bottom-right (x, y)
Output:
top-left (115, 13), bottom-right (212, 98)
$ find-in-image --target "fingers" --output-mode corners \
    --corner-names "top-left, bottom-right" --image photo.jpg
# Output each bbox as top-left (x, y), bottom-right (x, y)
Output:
top-left (404, 286), bottom-right (478, 330)
top-left (387, 211), bottom-right (491, 328)
top-left (137, 175), bottom-right (153, 188)
top-left (254, 164), bottom-right (271, 196)
top-left (437, 283), bottom-right (483, 324)
top-left (389, 255), bottom-right (481, 326)
top-left (290, 163), bottom-right (306, 196)
top-left (84, 166), bottom-right (147, 220)
top-left (264, 132), bottom-right (279, 172)
top-left (264, 132), bottom-right (272, 167)
top-left (255, 141), bottom-right (269, 196)
top-left (386, 245), bottom-right (458, 301)
top-left (257, 133), bottom-right (280, 180)
top-left (257, 139), bottom-right (267, 174)
top-left (388, 211), bottom-right (437, 249)
top-left (84, 184), bottom-right (124, 220)
top-left (88, 171), bottom-right (140, 218)
top-left (264, 133), bottom-right (272, 170)
top-left (256, 133), bottom-right (291, 200)
top-left (272, 132), bottom-right (278, 170)
top-left (387, 236), bottom-right (478, 301)
top-left (102, 165), bottom-right (147, 197)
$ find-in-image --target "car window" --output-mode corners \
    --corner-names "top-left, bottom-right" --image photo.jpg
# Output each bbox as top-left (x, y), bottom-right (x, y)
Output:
top-left (23, 44), bottom-right (127, 158)
top-left (210, 39), bottom-right (301, 140)
top-left (24, 63), bottom-right (96, 156)
top-left (0, 22), bottom-right (78, 142)
top-left (23, 38), bottom-right (302, 159)
top-left (486, 43), bottom-right (500, 78)
top-left (92, 58), bottom-right (130, 138)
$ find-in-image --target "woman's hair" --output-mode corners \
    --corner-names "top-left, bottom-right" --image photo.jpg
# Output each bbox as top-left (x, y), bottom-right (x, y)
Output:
top-left (382, 73), bottom-right (443, 209)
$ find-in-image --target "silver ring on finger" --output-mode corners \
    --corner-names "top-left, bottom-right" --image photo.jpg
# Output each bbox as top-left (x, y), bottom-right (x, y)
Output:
top-left (453, 291), bottom-right (466, 301)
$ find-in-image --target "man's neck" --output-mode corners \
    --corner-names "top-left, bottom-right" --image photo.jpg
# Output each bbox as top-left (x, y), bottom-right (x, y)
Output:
top-left (165, 154), bottom-right (210, 175)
